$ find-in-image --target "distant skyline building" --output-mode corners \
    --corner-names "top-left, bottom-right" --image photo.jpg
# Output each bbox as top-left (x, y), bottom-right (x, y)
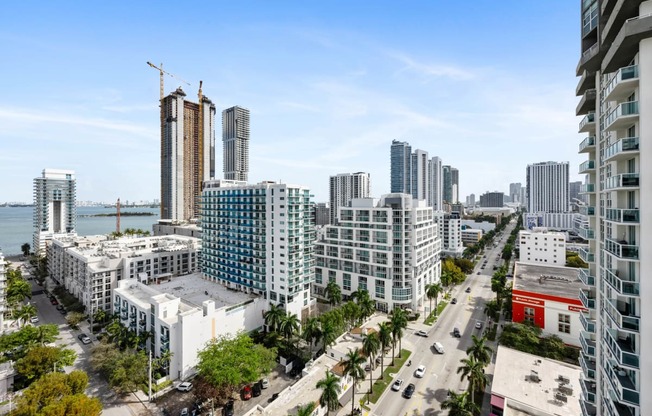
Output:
top-left (479, 191), bottom-right (505, 208)
top-left (410, 150), bottom-right (430, 202)
top-left (329, 172), bottom-right (371, 225)
top-left (314, 202), bottom-right (329, 226)
top-left (466, 193), bottom-right (476, 207)
top-left (509, 182), bottom-right (522, 203)
top-left (160, 87), bottom-right (216, 222)
top-left (569, 180), bottom-right (582, 209)
top-left (451, 167), bottom-right (459, 203)
top-left (390, 141), bottom-right (445, 209)
top-left (526, 161), bottom-right (569, 213)
top-left (222, 106), bottom-right (250, 182)
top-left (33, 169), bottom-right (76, 255)
top-left (428, 156), bottom-right (444, 210)
top-left (390, 140), bottom-right (411, 194)
top-left (443, 165), bottom-right (452, 203)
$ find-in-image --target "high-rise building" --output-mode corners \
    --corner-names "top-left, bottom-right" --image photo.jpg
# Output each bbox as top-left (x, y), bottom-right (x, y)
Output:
top-left (509, 182), bottom-right (522, 203)
top-left (161, 87), bottom-right (216, 221)
top-left (520, 186), bottom-right (527, 209)
top-left (575, 2), bottom-right (649, 415)
top-left (442, 165), bottom-right (452, 203)
top-left (390, 140), bottom-right (411, 194)
top-left (451, 167), bottom-right (459, 203)
top-left (314, 202), bottom-right (330, 226)
top-left (33, 169), bottom-right (76, 255)
top-left (329, 172), bottom-right (371, 225)
top-left (480, 191), bottom-right (505, 208)
top-left (466, 193), bottom-right (476, 207)
top-left (222, 106), bottom-right (250, 182)
top-left (201, 180), bottom-right (315, 318)
top-left (428, 156), bottom-right (444, 210)
top-left (314, 194), bottom-right (441, 312)
top-left (434, 211), bottom-right (464, 258)
top-left (526, 162), bottom-right (569, 213)
top-left (569, 180), bottom-right (583, 209)
top-left (410, 150), bottom-right (430, 201)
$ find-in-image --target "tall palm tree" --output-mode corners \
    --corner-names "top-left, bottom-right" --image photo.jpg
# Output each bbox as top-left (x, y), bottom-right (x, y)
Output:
top-left (325, 281), bottom-right (342, 309)
top-left (341, 348), bottom-right (366, 415)
top-left (15, 304), bottom-right (37, 327)
top-left (389, 309), bottom-right (407, 363)
top-left (7, 279), bottom-right (32, 304)
top-left (361, 333), bottom-right (380, 400)
top-left (457, 356), bottom-right (488, 403)
top-left (349, 288), bottom-right (367, 303)
top-left (316, 371), bottom-right (341, 415)
top-left (280, 313), bottom-right (300, 341)
top-left (264, 303), bottom-right (285, 332)
top-left (302, 317), bottom-right (322, 357)
top-left (466, 335), bottom-right (493, 366)
top-left (156, 350), bottom-right (174, 376)
top-left (295, 402), bottom-right (316, 416)
top-left (321, 322), bottom-right (337, 353)
top-left (341, 301), bottom-right (360, 330)
top-left (377, 322), bottom-right (392, 374)
top-left (441, 390), bottom-right (478, 416)
top-left (93, 308), bottom-right (108, 325)
top-left (357, 296), bottom-right (375, 322)
top-left (426, 283), bottom-right (442, 316)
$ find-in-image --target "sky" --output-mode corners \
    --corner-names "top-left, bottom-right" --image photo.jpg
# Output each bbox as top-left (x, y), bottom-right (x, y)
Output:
top-left (0, 1), bottom-right (584, 204)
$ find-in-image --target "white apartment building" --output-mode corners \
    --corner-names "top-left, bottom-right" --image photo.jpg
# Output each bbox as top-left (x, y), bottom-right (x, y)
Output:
top-left (313, 194), bottom-right (441, 313)
top-left (429, 156), bottom-right (443, 210)
top-left (48, 234), bottom-right (201, 314)
top-left (434, 211), bottom-right (464, 258)
top-left (526, 162), bottom-right (570, 214)
top-left (518, 228), bottom-right (566, 266)
top-left (329, 172), bottom-right (371, 225)
top-left (33, 169), bottom-right (76, 255)
top-left (525, 212), bottom-right (578, 231)
top-left (201, 180), bottom-right (315, 319)
top-left (113, 274), bottom-right (265, 381)
top-left (575, 2), bottom-right (649, 414)
top-left (461, 229), bottom-right (483, 246)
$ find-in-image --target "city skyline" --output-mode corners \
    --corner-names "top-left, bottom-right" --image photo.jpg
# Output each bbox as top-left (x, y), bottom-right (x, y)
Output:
top-left (1, 2), bottom-right (583, 203)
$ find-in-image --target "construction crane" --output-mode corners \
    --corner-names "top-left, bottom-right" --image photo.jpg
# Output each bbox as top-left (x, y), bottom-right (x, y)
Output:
top-left (146, 61), bottom-right (191, 100)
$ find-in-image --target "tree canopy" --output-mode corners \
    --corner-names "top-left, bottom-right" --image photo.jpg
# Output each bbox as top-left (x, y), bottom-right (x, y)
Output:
top-left (16, 345), bottom-right (76, 382)
top-left (91, 340), bottom-right (148, 394)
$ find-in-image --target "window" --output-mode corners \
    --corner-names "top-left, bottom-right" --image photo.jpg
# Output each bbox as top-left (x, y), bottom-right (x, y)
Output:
top-left (524, 307), bottom-right (535, 324)
top-left (558, 314), bottom-right (571, 334)
top-left (343, 274), bottom-right (351, 291)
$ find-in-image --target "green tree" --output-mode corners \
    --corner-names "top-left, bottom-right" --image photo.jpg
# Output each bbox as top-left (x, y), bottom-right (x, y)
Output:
top-left (0, 324), bottom-right (59, 356)
top-left (7, 279), bottom-right (32, 305)
top-left (357, 295), bottom-right (375, 322)
top-left (16, 345), bottom-right (76, 383)
top-left (389, 309), bottom-right (407, 363)
top-left (566, 254), bottom-right (589, 268)
top-left (320, 322), bottom-right (337, 353)
top-left (91, 340), bottom-right (148, 394)
top-left (93, 308), bottom-right (108, 326)
top-left (325, 281), bottom-right (342, 309)
top-left (11, 371), bottom-right (102, 416)
top-left (302, 317), bottom-right (322, 357)
top-left (442, 258), bottom-right (466, 285)
top-left (457, 356), bottom-right (488, 403)
top-left (296, 401), bottom-right (317, 416)
top-left (197, 333), bottom-right (276, 396)
top-left (341, 348), bottom-right (366, 415)
top-left (377, 322), bottom-right (392, 376)
top-left (425, 283), bottom-right (442, 316)
top-left (66, 312), bottom-right (86, 329)
top-left (441, 390), bottom-right (478, 416)
top-left (483, 299), bottom-right (501, 321)
top-left (20, 243), bottom-right (30, 256)
top-left (361, 333), bottom-right (380, 400)
top-left (15, 304), bottom-right (37, 328)
top-left (279, 313), bottom-right (300, 341)
top-left (466, 335), bottom-right (493, 366)
top-left (264, 303), bottom-right (285, 332)
top-left (341, 301), bottom-right (361, 330)
top-left (454, 258), bottom-right (475, 274)
top-left (316, 371), bottom-right (341, 415)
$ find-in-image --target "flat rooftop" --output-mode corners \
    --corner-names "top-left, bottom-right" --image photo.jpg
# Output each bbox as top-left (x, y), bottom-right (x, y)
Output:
top-left (513, 262), bottom-right (581, 298)
top-left (492, 346), bottom-right (581, 416)
top-left (156, 272), bottom-right (256, 309)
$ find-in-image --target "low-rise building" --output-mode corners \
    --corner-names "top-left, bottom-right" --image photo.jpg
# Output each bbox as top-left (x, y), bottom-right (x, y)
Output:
top-left (113, 274), bottom-right (265, 381)
top-left (153, 220), bottom-right (202, 239)
top-left (518, 227), bottom-right (566, 266)
top-left (461, 228), bottom-right (482, 246)
top-left (490, 346), bottom-right (581, 416)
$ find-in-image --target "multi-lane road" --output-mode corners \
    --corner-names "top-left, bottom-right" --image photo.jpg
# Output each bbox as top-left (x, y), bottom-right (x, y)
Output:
top-left (373, 220), bottom-right (516, 416)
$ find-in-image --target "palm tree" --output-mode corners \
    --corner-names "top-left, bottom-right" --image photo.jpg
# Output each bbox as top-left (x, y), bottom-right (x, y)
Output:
top-left (280, 313), bottom-right (300, 341)
top-left (441, 390), bottom-right (478, 416)
top-left (377, 322), bottom-right (392, 374)
top-left (15, 304), bottom-right (37, 327)
top-left (357, 296), bottom-right (375, 322)
top-left (316, 371), bottom-right (341, 415)
top-left (93, 308), bottom-right (108, 325)
top-left (389, 309), bottom-right (407, 363)
top-left (321, 322), bottom-right (337, 353)
top-left (457, 356), bottom-right (488, 404)
top-left (361, 333), bottom-right (380, 400)
top-left (264, 304), bottom-right (285, 332)
top-left (466, 335), bottom-right (493, 366)
top-left (302, 317), bottom-right (322, 357)
top-left (341, 348), bottom-right (366, 415)
top-left (7, 279), bottom-right (32, 304)
top-left (295, 402), bottom-right (316, 416)
top-left (426, 283), bottom-right (442, 316)
top-left (341, 301), bottom-right (360, 330)
top-left (156, 350), bottom-right (174, 376)
top-left (325, 281), bottom-right (342, 309)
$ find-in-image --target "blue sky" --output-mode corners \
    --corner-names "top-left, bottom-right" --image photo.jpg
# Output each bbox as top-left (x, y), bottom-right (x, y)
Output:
top-left (0, 1), bottom-right (583, 203)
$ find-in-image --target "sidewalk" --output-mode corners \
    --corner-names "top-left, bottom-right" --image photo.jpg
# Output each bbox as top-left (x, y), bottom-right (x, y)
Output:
top-left (480, 317), bottom-right (506, 416)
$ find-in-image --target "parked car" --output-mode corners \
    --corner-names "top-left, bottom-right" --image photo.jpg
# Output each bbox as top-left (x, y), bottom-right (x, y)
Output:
top-left (414, 365), bottom-right (426, 378)
top-left (252, 381), bottom-right (262, 397)
top-left (222, 400), bottom-right (234, 416)
top-left (242, 385), bottom-right (252, 400)
top-left (432, 342), bottom-right (444, 354)
top-left (475, 321), bottom-right (483, 329)
top-left (465, 287), bottom-right (471, 293)
top-left (77, 333), bottom-right (91, 345)
top-left (176, 381), bottom-right (193, 392)
top-left (451, 298), bottom-right (457, 304)
top-left (58, 308), bottom-right (67, 315)
top-left (50, 298), bottom-right (59, 306)
top-left (29, 316), bottom-right (39, 324)
top-left (260, 377), bottom-right (269, 389)
top-left (477, 271), bottom-right (481, 275)
top-left (403, 383), bottom-right (416, 398)
top-left (415, 330), bottom-right (428, 337)
top-left (453, 327), bottom-right (461, 338)
top-left (56, 304), bottom-right (65, 311)
top-left (391, 378), bottom-right (404, 391)
top-left (268, 393), bottom-right (279, 403)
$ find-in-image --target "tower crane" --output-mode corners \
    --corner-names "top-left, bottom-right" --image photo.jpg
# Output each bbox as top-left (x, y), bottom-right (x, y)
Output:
top-left (146, 61), bottom-right (191, 100)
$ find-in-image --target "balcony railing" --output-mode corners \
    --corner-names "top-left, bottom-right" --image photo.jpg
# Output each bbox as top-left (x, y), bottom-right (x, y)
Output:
top-left (604, 173), bottom-right (640, 191)
top-left (580, 183), bottom-right (595, 194)
top-left (580, 331), bottom-right (596, 357)
top-left (581, 378), bottom-right (597, 404)
top-left (579, 112), bottom-right (596, 132)
top-left (580, 354), bottom-right (596, 380)
top-left (604, 101), bottom-right (639, 131)
top-left (605, 329), bottom-right (639, 369)
top-left (578, 227), bottom-right (595, 240)
top-left (579, 205), bottom-right (595, 216)
top-left (604, 298), bottom-right (640, 332)
top-left (579, 268), bottom-right (595, 286)
top-left (579, 136), bottom-right (596, 153)
top-left (579, 290), bottom-right (596, 309)
top-left (602, 268), bottom-right (639, 297)
top-left (604, 137), bottom-right (639, 161)
top-left (580, 311), bottom-right (595, 333)
top-left (605, 208), bottom-right (639, 224)
top-left (604, 65), bottom-right (639, 102)
top-left (579, 247), bottom-right (595, 263)
top-left (580, 398), bottom-right (597, 416)
top-left (579, 160), bottom-right (595, 173)
top-left (605, 238), bottom-right (639, 260)
top-left (606, 363), bottom-right (639, 406)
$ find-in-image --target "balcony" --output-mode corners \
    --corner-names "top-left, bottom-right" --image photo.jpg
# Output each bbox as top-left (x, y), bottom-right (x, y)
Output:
top-left (579, 289), bottom-right (596, 309)
top-left (576, 88), bottom-right (597, 115)
top-left (579, 112), bottom-right (596, 133)
top-left (603, 268), bottom-right (639, 297)
top-left (604, 65), bottom-right (639, 102)
top-left (604, 173), bottom-right (639, 191)
top-left (604, 101), bottom-right (639, 132)
top-left (579, 268), bottom-right (595, 286)
top-left (604, 137), bottom-right (639, 162)
top-left (606, 363), bottom-right (639, 406)
top-left (579, 160), bottom-right (595, 174)
top-left (579, 247), bottom-right (595, 263)
top-left (580, 183), bottom-right (595, 194)
top-left (580, 311), bottom-right (595, 333)
top-left (605, 298), bottom-right (640, 332)
top-left (580, 331), bottom-right (596, 357)
top-left (160, 334), bottom-right (170, 343)
top-left (580, 354), bottom-right (596, 380)
top-left (605, 208), bottom-right (639, 224)
top-left (579, 136), bottom-right (596, 153)
top-left (577, 42), bottom-right (601, 76)
top-left (580, 399), bottom-right (597, 416)
top-left (605, 329), bottom-right (639, 369)
top-left (605, 238), bottom-right (639, 260)
top-left (576, 70), bottom-right (596, 96)
top-left (603, 14), bottom-right (652, 73)
top-left (579, 205), bottom-right (595, 216)
top-left (581, 378), bottom-right (597, 404)
top-left (578, 227), bottom-right (595, 240)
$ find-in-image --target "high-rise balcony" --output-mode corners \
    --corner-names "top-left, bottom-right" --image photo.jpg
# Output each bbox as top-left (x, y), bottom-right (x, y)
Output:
top-left (579, 160), bottom-right (595, 174)
top-left (577, 42), bottom-right (601, 76)
top-left (579, 268), bottom-right (595, 286)
top-left (605, 208), bottom-right (639, 224)
top-left (604, 137), bottom-right (639, 162)
top-left (578, 227), bottom-right (595, 240)
top-left (580, 354), bottom-right (596, 380)
top-left (604, 101), bottom-right (639, 132)
top-left (605, 238), bottom-right (639, 260)
top-left (579, 205), bottom-right (595, 216)
top-left (579, 136), bottom-right (596, 153)
top-left (603, 13), bottom-right (652, 73)
top-left (605, 298), bottom-right (640, 332)
top-left (577, 69), bottom-right (596, 96)
top-left (604, 65), bottom-right (639, 102)
top-left (604, 173), bottom-right (639, 191)
top-left (580, 399), bottom-right (597, 416)
top-left (576, 88), bottom-right (597, 116)
top-left (579, 247), bottom-right (595, 263)
top-left (603, 268), bottom-right (639, 297)
top-left (605, 328), bottom-right (639, 370)
top-left (580, 331), bottom-right (596, 357)
top-left (579, 289), bottom-right (596, 309)
top-left (579, 112), bottom-right (596, 133)
top-left (580, 183), bottom-right (595, 194)
top-left (580, 311), bottom-right (595, 333)
top-left (581, 378), bottom-right (597, 404)
top-left (606, 362), bottom-right (639, 406)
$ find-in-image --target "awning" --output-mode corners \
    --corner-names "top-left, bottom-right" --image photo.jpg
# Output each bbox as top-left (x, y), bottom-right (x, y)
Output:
top-left (338, 386), bottom-right (354, 407)
top-left (490, 395), bottom-right (505, 408)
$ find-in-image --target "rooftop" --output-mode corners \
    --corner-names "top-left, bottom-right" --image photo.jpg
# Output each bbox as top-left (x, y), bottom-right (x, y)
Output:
top-left (156, 273), bottom-right (256, 309)
top-left (492, 346), bottom-right (581, 416)
top-left (513, 262), bottom-right (582, 299)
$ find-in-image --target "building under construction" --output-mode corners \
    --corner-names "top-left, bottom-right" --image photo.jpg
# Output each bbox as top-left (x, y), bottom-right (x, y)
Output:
top-left (160, 86), bottom-right (216, 221)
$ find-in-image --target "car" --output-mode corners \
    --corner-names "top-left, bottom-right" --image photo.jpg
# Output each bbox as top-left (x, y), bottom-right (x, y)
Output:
top-left (432, 342), bottom-right (444, 354)
top-left (391, 378), bottom-right (404, 392)
top-left (481, 266), bottom-right (485, 269)
top-left (176, 381), bottom-right (193, 392)
top-left (242, 385), bottom-right (252, 400)
top-left (56, 304), bottom-right (64, 311)
top-left (77, 333), bottom-right (92, 344)
top-left (415, 330), bottom-right (428, 337)
top-left (365, 364), bottom-right (372, 371)
top-left (477, 271), bottom-right (481, 275)
top-left (179, 408), bottom-right (189, 416)
top-left (403, 383), bottom-right (416, 398)
top-left (451, 298), bottom-right (457, 304)
top-left (465, 287), bottom-right (471, 293)
top-left (29, 316), bottom-right (39, 324)
top-left (50, 298), bottom-right (59, 305)
top-left (475, 321), bottom-right (483, 329)
top-left (223, 400), bottom-right (235, 416)
top-left (268, 392), bottom-right (279, 403)
top-left (260, 377), bottom-right (269, 389)
top-left (59, 308), bottom-right (67, 315)
top-left (414, 365), bottom-right (426, 378)
top-left (252, 381), bottom-right (262, 397)
top-left (453, 327), bottom-right (461, 338)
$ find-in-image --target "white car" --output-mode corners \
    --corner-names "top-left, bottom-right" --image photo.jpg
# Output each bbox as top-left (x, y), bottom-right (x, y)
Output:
top-left (414, 365), bottom-right (426, 378)
top-left (176, 381), bottom-right (193, 392)
top-left (260, 378), bottom-right (269, 389)
top-left (432, 342), bottom-right (444, 354)
top-left (29, 316), bottom-right (39, 324)
top-left (475, 321), bottom-right (483, 329)
top-left (391, 378), bottom-right (403, 391)
top-left (415, 330), bottom-right (428, 337)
